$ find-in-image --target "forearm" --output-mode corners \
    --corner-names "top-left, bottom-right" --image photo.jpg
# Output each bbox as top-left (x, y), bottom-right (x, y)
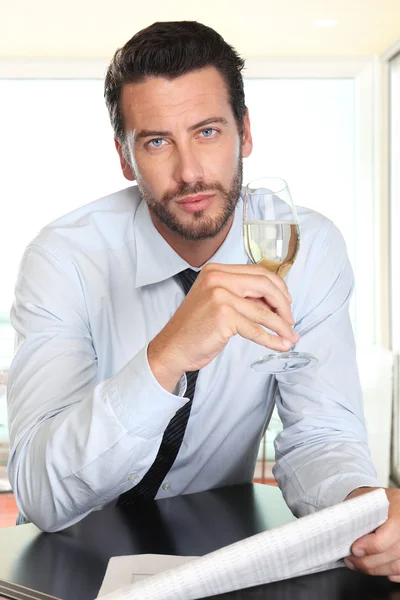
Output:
top-left (345, 486), bottom-right (381, 501)
top-left (8, 346), bottom-right (188, 532)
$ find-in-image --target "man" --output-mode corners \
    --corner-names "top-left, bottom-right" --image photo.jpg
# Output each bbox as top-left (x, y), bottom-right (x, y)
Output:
top-left (7, 21), bottom-right (400, 580)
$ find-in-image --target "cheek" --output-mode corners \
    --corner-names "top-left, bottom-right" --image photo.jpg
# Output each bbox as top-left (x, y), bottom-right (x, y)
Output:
top-left (132, 152), bottom-right (172, 197)
top-left (204, 141), bottom-right (240, 182)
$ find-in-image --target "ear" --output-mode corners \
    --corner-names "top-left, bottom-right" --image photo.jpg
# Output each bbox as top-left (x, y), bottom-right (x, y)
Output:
top-left (114, 138), bottom-right (136, 181)
top-left (241, 108), bottom-right (253, 159)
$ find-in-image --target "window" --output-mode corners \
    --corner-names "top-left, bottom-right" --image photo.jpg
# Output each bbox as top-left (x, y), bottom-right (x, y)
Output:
top-left (0, 79), bottom-right (127, 317)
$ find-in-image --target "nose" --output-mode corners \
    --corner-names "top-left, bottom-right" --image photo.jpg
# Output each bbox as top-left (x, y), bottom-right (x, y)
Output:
top-left (173, 144), bottom-right (204, 185)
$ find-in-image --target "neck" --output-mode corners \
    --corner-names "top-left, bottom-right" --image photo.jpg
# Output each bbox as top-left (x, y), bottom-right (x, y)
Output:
top-left (149, 213), bottom-right (235, 268)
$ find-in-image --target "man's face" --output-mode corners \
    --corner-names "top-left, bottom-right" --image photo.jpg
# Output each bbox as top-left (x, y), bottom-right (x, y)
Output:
top-left (116, 67), bottom-right (253, 240)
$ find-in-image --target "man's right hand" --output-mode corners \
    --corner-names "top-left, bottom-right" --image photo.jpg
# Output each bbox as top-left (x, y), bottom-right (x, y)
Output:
top-left (147, 263), bottom-right (299, 392)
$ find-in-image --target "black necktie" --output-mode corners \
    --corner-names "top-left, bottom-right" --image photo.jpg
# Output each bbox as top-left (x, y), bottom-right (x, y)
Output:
top-left (117, 269), bottom-right (200, 506)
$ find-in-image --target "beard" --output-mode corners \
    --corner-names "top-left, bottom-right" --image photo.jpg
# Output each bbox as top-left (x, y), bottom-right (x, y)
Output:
top-left (137, 156), bottom-right (243, 241)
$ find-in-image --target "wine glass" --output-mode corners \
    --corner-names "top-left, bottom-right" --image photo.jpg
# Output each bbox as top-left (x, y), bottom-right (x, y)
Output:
top-left (243, 177), bottom-right (318, 374)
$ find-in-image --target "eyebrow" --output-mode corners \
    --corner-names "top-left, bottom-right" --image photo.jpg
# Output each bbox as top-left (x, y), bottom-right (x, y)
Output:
top-left (134, 117), bottom-right (229, 142)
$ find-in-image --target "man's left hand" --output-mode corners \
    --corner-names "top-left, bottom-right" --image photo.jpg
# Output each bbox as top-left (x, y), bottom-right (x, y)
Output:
top-left (344, 487), bottom-right (400, 582)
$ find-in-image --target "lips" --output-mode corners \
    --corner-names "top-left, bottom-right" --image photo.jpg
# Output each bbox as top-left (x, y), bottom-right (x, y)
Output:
top-left (176, 193), bottom-right (215, 213)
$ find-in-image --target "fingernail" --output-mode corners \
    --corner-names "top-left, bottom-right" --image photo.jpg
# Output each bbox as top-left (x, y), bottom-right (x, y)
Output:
top-left (353, 548), bottom-right (365, 558)
top-left (282, 339), bottom-right (292, 349)
top-left (344, 558), bottom-right (356, 571)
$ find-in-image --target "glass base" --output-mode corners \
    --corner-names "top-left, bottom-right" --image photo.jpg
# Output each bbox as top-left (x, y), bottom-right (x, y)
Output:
top-left (251, 351), bottom-right (318, 374)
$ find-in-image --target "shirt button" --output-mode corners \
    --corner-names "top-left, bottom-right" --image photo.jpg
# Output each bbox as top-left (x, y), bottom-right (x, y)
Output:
top-left (162, 481), bottom-right (170, 491)
top-left (128, 474), bottom-right (138, 481)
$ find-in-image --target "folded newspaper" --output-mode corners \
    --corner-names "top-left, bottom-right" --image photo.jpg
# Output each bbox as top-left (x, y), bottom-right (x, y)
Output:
top-left (97, 488), bottom-right (388, 600)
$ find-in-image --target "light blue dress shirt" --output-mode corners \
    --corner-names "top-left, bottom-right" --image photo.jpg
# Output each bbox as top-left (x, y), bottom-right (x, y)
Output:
top-left (7, 186), bottom-right (380, 532)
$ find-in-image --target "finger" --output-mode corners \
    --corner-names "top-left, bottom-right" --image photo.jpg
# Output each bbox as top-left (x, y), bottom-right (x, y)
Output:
top-left (238, 274), bottom-right (294, 325)
top-left (233, 311), bottom-right (294, 352)
top-left (346, 542), bottom-right (400, 572)
top-left (345, 557), bottom-right (400, 578)
top-left (202, 263), bottom-right (292, 303)
top-left (202, 270), bottom-right (294, 326)
top-left (352, 521), bottom-right (400, 557)
top-left (228, 294), bottom-right (299, 344)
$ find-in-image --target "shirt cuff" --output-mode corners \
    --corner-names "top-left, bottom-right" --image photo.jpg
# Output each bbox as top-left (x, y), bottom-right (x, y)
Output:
top-left (109, 345), bottom-right (189, 438)
top-left (318, 475), bottom-right (382, 510)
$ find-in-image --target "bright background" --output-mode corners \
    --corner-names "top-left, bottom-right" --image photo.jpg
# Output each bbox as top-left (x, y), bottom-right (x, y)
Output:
top-left (0, 0), bottom-right (399, 492)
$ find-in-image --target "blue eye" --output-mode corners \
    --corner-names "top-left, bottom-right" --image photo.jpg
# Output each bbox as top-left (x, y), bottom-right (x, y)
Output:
top-left (149, 138), bottom-right (166, 147)
top-left (201, 128), bottom-right (216, 137)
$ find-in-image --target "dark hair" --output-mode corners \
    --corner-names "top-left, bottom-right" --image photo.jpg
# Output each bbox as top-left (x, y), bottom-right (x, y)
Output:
top-left (104, 21), bottom-right (246, 149)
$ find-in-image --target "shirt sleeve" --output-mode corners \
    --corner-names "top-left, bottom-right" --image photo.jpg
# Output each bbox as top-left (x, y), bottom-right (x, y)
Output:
top-left (7, 243), bottom-right (188, 532)
top-left (272, 221), bottom-right (381, 517)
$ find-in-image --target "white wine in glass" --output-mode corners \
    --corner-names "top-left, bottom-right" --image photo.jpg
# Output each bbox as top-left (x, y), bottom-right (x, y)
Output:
top-left (243, 177), bottom-right (317, 374)
top-left (243, 220), bottom-right (299, 279)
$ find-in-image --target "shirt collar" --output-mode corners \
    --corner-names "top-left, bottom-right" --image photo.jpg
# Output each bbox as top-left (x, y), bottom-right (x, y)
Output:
top-left (134, 190), bottom-right (247, 288)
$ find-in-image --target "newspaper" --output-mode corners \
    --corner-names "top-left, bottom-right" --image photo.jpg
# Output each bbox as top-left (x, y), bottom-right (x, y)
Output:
top-left (97, 488), bottom-right (388, 600)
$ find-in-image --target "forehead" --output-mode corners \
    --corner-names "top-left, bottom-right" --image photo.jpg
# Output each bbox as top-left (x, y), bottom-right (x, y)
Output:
top-left (120, 66), bottom-right (234, 130)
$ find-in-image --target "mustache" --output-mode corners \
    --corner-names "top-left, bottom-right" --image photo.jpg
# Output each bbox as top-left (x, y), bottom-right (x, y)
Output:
top-left (162, 181), bottom-right (228, 204)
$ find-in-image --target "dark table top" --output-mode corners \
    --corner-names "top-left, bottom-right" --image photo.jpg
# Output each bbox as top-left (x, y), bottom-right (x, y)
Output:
top-left (0, 483), bottom-right (399, 600)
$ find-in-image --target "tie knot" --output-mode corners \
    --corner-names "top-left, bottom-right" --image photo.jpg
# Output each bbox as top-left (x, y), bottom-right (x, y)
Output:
top-left (176, 269), bottom-right (200, 295)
